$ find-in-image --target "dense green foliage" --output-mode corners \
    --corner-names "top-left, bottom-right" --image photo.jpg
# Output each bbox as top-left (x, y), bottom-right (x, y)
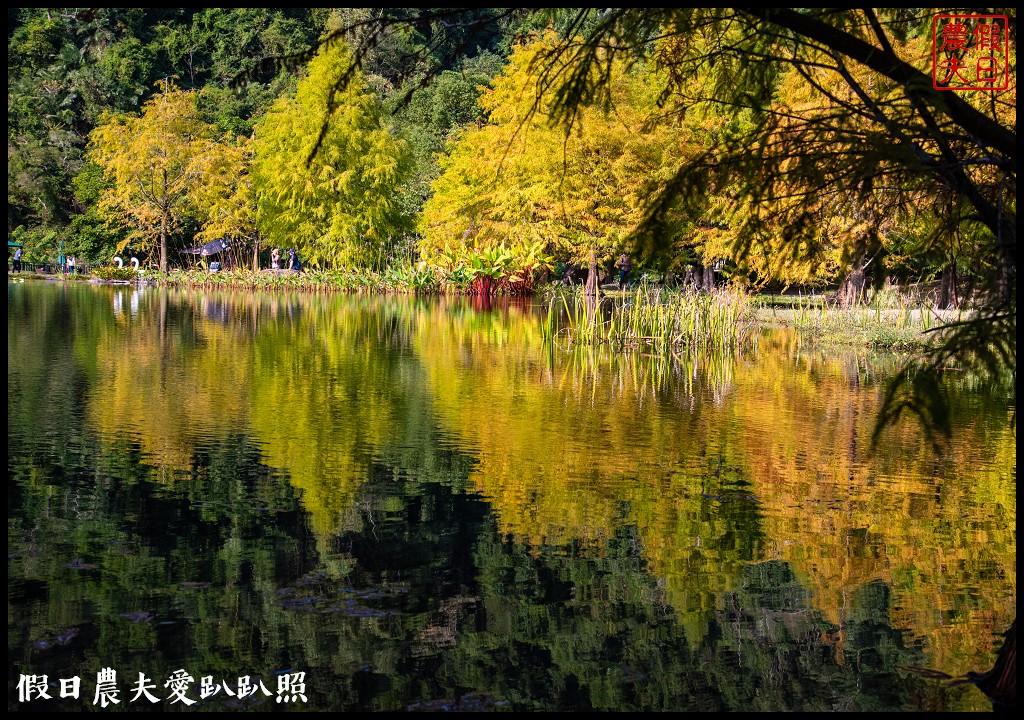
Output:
top-left (8, 9), bottom-right (319, 262)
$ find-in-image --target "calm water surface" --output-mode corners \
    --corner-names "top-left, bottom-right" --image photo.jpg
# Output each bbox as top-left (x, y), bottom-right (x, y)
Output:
top-left (8, 280), bottom-right (1016, 712)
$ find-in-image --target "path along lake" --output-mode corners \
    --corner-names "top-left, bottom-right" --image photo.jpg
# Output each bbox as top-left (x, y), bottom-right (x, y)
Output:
top-left (7, 280), bottom-right (1015, 711)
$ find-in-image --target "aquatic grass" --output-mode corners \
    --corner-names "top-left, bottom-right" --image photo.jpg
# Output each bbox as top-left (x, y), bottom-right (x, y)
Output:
top-left (151, 250), bottom-right (548, 297)
top-left (91, 265), bottom-right (142, 282)
top-left (554, 323), bottom-right (743, 400)
top-left (760, 292), bottom-right (965, 350)
top-left (548, 283), bottom-right (756, 352)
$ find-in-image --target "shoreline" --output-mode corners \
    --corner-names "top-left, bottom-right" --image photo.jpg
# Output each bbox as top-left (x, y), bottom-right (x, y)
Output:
top-left (9, 269), bottom-right (959, 353)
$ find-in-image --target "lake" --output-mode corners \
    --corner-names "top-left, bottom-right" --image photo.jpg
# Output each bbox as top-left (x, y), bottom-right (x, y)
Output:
top-left (7, 280), bottom-right (1015, 711)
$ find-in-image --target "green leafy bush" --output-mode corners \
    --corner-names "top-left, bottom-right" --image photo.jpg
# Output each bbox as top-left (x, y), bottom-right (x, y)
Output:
top-left (91, 266), bottom-right (139, 282)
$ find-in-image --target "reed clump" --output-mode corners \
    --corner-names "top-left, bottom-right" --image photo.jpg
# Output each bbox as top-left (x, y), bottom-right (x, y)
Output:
top-left (546, 283), bottom-right (756, 352)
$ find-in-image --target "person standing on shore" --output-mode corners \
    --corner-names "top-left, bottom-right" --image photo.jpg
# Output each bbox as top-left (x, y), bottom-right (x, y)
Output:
top-left (616, 252), bottom-right (632, 291)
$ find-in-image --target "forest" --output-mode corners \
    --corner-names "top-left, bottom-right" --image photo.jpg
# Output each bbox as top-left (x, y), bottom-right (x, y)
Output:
top-left (7, 8), bottom-right (1016, 311)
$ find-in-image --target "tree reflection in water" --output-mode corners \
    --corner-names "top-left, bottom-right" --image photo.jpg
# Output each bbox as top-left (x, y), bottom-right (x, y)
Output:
top-left (7, 282), bottom-right (1015, 712)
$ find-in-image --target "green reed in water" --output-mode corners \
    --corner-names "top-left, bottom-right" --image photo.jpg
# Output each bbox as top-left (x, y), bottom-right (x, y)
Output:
top-left (773, 291), bottom-right (963, 350)
top-left (547, 283), bottom-right (756, 352)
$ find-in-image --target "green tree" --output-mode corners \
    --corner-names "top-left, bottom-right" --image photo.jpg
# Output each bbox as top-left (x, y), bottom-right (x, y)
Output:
top-left (390, 56), bottom-right (505, 219)
top-left (6, 7), bottom-right (326, 256)
top-left (250, 33), bottom-right (413, 269)
top-left (8, 20), bottom-right (88, 235)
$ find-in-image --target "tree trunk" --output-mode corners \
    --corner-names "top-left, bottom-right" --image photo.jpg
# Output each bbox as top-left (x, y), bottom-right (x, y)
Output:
top-left (159, 211), bottom-right (168, 272)
top-left (702, 263), bottom-right (716, 291)
top-left (997, 238), bottom-right (1014, 306)
top-left (837, 265), bottom-right (867, 308)
top-left (585, 247), bottom-right (599, 297)
top-left (684, 265), bottom-right (697, 289)
top-left (838, 241), bottom-right (869, 308)
top-left (253, 241), bottom-right (260, 271)
top-left (937, 263), bottom-right (958, 309)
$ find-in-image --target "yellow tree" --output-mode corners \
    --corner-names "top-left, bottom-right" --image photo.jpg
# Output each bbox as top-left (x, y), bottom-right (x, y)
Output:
top-left (88, 81), bottom-right (221, 271)
top-left (706, 33), bottom-right (933, 302)
top-left (420, 31), bottom-right (691, 295)
top-left (190, 134), bottom-right (262, 270)
top-left (251, 35), bottom-right (412, 270)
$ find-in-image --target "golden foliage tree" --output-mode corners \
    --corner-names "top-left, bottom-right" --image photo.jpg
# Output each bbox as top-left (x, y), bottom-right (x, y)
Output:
top-left (420, 31), bottom-right (693, 294)
top-left (88, 81), bottom-right (222, 271)
top-left (190, 134), bottom-right (261, 269)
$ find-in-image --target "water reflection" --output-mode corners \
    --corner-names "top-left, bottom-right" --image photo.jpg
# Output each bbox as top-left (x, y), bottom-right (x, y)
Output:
top-left (7, 281), bottom-right (1015, 711)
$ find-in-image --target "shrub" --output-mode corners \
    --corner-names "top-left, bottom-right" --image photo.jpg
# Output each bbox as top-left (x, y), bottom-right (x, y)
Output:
top-left (91, 266), bottom-right (139, 282)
